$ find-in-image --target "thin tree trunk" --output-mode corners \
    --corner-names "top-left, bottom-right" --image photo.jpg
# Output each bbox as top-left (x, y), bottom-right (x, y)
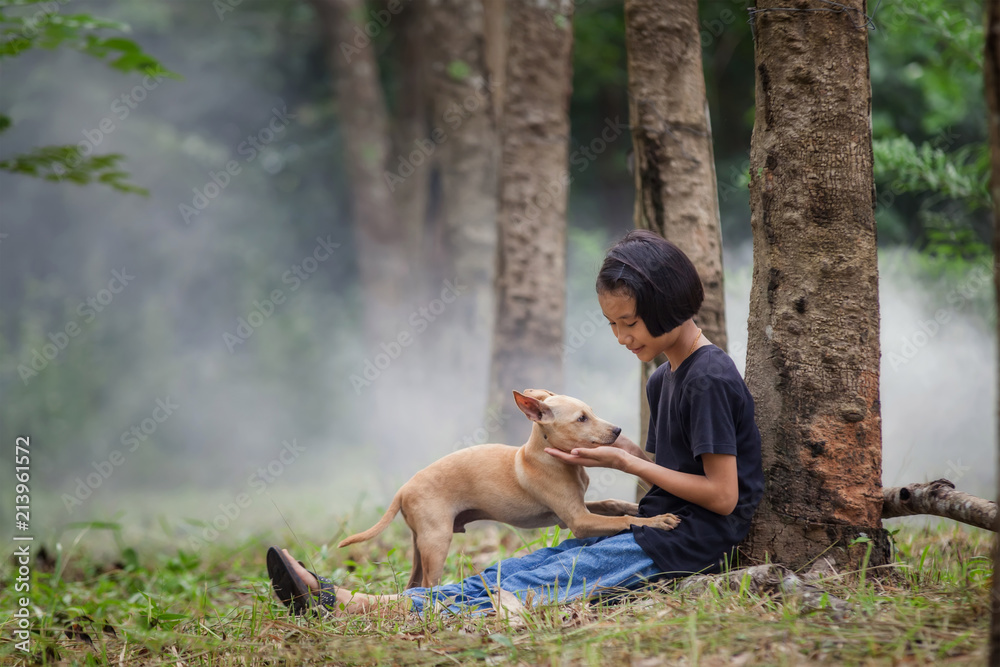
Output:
top-left (624, 0), bottom-right (727, 489)
top-left (311, 0), bottom-right (411, 339)
top-left (311, 0), bottom-right (419, 483)
top-left (984, 0), bottom-right (1000, 657)
top-left (483, 0), bottom-right (506, 129)
top-left (487, 0), bottom-right (573, 442)
top-left (426, 0), bottom-right (499, 426)
top-left (740, 0), bottom-right (890, 570)
top-left (389, 2), bottom-right (431, 284)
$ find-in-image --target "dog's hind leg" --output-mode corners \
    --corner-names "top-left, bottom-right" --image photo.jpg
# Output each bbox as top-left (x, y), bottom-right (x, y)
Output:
top-left (406, 531), bottom-right (424, 590)
top-left (416, 527), bottom-right (453, 588)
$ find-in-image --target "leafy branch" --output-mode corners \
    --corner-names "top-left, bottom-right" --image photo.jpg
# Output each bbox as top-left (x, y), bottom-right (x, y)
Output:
top-left (0, 143), bottom-right (148, 195)
top-left (873, 135), bottom-right (989, 211)
top-left (0, 0), bottom-right (180, 194)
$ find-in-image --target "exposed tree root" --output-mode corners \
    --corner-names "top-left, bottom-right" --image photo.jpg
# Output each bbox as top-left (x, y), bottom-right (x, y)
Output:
top-left (881, 479), bottom-right (997, 532)
top-left (676, 561), bottom-right (852, 619)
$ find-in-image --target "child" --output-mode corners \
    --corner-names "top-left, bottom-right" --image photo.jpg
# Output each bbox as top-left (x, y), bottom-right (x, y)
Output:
top-left (267, 229), bottom-right (764, 617)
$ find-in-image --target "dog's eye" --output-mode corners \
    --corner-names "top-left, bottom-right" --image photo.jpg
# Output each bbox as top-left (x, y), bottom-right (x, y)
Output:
top-left (577, 414), bottom-right (588, 422)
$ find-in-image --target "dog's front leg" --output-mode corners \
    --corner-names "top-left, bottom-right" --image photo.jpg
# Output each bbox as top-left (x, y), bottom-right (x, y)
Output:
top-left (566, 511), bottom-right (680, 538)
top-left (550, 496), bottom-right (681, 537)
top-left (529, 479), bottom-right (679, 539)
top-left (585, 499), bottom-right (640, 517)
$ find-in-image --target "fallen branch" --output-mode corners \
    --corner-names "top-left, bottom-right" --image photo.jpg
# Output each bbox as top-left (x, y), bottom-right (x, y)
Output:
top-left (881, 479), bottom-right (997, 532)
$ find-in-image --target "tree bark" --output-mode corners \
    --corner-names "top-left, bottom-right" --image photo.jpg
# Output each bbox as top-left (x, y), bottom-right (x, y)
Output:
top-left (483, 0), bottom-right (507, 129)
top-left (311, 0), bottom-right (412, 338)
top-left (389, 2), bottom-right (431, 284)
top-left (740, 0), bottom-right (890, 570)
top-left (624, 0), bottom-right (727, 476)
top-left (984, 0), bottom-right (1000, 658)
top-left (881, 479), bottom-right (998, 532)
top-left (426, 0), bottom-right (499, 424)
top-left (487, 0), bottom-right (573, 442)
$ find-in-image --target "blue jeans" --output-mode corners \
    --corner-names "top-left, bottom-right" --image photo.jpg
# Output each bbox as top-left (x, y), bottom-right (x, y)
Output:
top-left (401, 532), bottom-right (660, 615)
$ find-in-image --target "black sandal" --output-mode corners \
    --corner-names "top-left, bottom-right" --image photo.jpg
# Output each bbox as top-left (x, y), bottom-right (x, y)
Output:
top-left (266, 546), bottom-right (339, 615)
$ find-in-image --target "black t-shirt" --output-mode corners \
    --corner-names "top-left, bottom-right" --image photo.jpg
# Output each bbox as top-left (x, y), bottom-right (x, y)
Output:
top-left (631, 345), bottom-right (765, 577)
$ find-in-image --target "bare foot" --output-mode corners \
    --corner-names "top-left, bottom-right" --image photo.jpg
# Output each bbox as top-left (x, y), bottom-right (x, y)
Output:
top-left (282, 549), bottom-right (320, 592)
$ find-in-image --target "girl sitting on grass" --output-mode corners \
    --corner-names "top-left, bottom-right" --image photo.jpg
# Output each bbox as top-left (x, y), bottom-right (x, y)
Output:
top-left (267, 229), bottom-right (764, 617)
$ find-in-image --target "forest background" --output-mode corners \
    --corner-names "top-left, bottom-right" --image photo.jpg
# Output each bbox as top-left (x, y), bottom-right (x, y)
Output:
top-left (0, 0), bottom-right (993, 547)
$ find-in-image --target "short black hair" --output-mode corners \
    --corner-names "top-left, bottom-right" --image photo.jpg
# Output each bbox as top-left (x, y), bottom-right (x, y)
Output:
top-left (596, 229), bottom-right (704, 337)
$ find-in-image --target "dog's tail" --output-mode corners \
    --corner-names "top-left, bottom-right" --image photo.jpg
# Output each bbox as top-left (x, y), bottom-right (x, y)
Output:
top-left (337, 492), bottom-right (402, 548)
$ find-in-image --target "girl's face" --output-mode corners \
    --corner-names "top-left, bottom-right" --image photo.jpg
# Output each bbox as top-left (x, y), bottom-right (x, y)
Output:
top-left (598, 290), bottom-right (673, 364)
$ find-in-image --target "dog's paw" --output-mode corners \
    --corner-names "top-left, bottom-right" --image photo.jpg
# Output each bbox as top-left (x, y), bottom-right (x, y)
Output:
top-left (644, 513), bottom-right (680, 531)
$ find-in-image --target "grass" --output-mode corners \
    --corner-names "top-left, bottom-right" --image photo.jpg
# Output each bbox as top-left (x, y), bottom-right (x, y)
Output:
top-left (0, 517), bottom-right (993, 666)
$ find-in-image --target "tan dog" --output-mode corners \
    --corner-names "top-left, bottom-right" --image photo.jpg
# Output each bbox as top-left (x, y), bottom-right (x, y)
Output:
top-left (338, 389), bottom-right (680, 588)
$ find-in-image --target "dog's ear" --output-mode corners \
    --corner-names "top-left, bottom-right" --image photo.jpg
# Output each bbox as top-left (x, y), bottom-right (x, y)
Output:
top-left (513, 390), bottom-right (554, 423)
top-left (521, 388), bottom-right (555, 400)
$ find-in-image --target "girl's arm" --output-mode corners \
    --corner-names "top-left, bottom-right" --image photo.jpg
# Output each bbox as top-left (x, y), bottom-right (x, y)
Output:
top-left (624, 451), bottom-right (738, 516)
top-left (545, 446), bottom-right (739, 516)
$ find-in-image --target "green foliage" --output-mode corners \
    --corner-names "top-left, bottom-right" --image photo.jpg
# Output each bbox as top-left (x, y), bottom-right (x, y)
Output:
top-left (872, 0), bottom-right (983, 136)
top-left (920, 213), bottom-right (992, 260)
top-left (446, 59), bottom-right (472, 82)
top-left (873, 136), bottom-right (989, 211)
top-left (868, 0), bottom-right (990, 255)
top-left (0, 1), bottom-right (180, 73)
top-left (0, 145), bottom-right (148, 194)
top-left (0, 0), bottom-right (178, 193)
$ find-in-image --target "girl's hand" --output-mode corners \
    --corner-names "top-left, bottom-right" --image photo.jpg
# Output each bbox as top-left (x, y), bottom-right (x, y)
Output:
top-left (610, 433), bottom-right (650, 461)
top-left (545, 445), bottom-right (629, 471)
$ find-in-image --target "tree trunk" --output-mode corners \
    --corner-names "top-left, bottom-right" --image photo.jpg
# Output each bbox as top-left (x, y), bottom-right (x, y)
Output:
top-left (487, 0), bottom-right (573, 442)
top-left (389, 2), bottom-right (431, 286)
top-left (740, 0), bottom-right (890, 570)
top-left (483, 0), bottom-right (507, 129)
top-left (310, 0), bottom-right (412, 339)
top-left (426, 0), bottom-right (499, 428)
top-left (624, 0), bottom-right (727, 488)
top-left (311, 0), bottom-right (421, 483)
top-left (984, 0), bottom-right (1000, 658)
